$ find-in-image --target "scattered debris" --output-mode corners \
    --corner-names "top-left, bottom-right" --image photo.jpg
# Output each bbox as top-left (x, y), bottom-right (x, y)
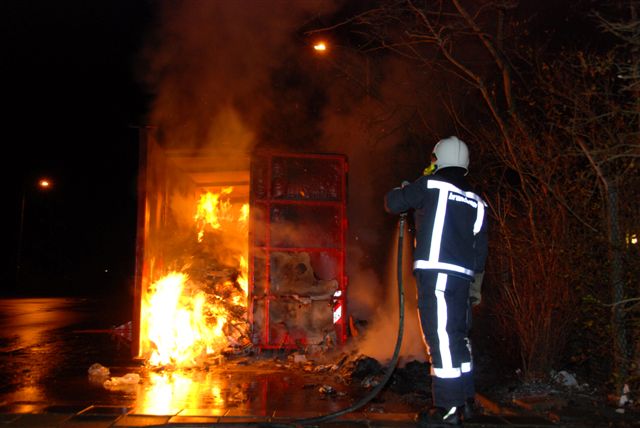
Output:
top-left (317, 384), bottom-right (346, 398)
top-left (319, 384), bottom-right (336, 395)
top-left (104, 373), bottom-right (141, 389)
top-left (361, 375), bottom-right (380, 389)
top-left (389, 360), bottom-right (430, 394)
top-left (312, 364), bottom-right (333, 373)
top-left (206, 354), bottom-right (225, 366)
top-left (616, 383), bottom-right (632, 414)
top-left (87, 363), bottom-right (110, 378)
top-left (551, 370), bottom-right (578, 387)
top-left (347, 355), bottom-right (383, 380)
top-left (289, 352), bottom-right (307, 364)
top-left (89, 363), bottom-right (141, 390)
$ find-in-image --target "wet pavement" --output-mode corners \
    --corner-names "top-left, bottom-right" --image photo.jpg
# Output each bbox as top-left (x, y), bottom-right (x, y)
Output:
top-left (0, 297), bottom-right (579, 427)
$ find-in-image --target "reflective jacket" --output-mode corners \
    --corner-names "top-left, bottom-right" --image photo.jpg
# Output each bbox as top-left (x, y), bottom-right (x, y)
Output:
top-left (385, 167), bottom-right (488, 280)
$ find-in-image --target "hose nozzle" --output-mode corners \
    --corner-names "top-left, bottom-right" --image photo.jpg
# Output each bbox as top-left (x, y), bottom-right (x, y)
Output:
top-left (398, 212), bottom-right (408, 238)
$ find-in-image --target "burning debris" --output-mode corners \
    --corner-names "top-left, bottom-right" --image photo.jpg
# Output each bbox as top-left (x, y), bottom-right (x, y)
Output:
top-left (139, 186), bottom-right (252, 369)
top-left (253, 251), bottom-right (339, 350)
top-left (88, 363), bottom-right (110, 378)
top-left (134, 140), bottom-right (348, 370)
top-left (181, 236), bottom-right (252, 351)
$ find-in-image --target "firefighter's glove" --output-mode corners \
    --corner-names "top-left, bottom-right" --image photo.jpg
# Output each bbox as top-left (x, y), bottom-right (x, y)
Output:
top-left (469, 271), bottom-right (484, 306)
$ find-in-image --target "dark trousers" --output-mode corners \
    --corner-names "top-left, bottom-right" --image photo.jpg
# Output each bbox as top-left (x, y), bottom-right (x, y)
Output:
top-left (415, 270), bottom-right (474, 409)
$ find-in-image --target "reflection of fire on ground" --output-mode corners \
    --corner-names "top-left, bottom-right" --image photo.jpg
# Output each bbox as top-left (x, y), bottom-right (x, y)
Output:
top-left (89, 353), bottom-right (433, 416)
top-left (140, 187), bottom-right (251, 368)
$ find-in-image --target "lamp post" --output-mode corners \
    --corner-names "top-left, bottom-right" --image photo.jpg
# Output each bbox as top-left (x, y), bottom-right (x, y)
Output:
top-left (16, 177), bottom-right (53, 288)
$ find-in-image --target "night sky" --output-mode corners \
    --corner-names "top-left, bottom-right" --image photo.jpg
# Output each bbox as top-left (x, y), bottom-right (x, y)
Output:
top-left (3, 0), bottom-right (598, 301)
top-left (4, 0), bottom-right (358, 299)
top-left (5, 1), bottom-right (153, 297)
top-left (4, 1), bottom-right (347, 299)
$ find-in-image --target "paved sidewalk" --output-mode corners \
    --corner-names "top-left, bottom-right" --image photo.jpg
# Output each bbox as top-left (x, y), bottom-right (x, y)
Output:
top-left (0, 298), bottom-right (580, 427)
top-left (0, 391), bottom-right (563, 428)
top-left (0, 403), bottom-right (558, 427)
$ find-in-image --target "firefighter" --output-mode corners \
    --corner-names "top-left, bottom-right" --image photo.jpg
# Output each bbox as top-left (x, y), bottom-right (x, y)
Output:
top-left (385, 136), bottom-right (488, 426)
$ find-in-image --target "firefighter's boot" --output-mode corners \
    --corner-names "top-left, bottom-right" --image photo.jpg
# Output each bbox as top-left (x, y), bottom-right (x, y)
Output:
top-left (462, 398), bottom-right (477, 421)
top-left (416, 406), bottom-right (462, 427)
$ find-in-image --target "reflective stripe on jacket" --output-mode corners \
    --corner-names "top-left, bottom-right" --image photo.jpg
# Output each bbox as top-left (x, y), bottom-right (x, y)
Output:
top-left (385, 170), bottom-right (488, 280)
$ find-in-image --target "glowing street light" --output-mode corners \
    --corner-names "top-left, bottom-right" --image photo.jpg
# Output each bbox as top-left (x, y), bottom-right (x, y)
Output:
top-left (313, 40), bottom-right (328, 53)
top-left (310, 38), bottom-right (376, 101)
top-left (16, 177), bottom-right (54, 288)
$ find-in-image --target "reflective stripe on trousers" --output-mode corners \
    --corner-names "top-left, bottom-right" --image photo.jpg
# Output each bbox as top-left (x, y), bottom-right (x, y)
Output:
top-left (416, 271), bottom-right (472, 378)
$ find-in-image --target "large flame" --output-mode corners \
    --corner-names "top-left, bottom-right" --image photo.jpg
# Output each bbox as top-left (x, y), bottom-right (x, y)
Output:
top-left (140, 187), bottom-right (249, 368)
top-left (194, 186), bottom-right (235, 241)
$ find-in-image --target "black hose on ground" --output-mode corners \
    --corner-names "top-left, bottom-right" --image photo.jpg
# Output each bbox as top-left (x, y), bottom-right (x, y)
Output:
top-left (287, 213), bottom-right (408, 427)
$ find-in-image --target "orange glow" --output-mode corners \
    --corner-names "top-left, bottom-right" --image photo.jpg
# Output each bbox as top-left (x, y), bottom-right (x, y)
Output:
top-left (194, 187), bottom-right (234, 241)
top-left (239, 203), bottom-right (249, 223)
top-left (235, 256), bottom-right (249, 300)
top-left (313, 41), bottom-right (327, 52)
top-left (139, 371), bottom-right (194, 415)
top-left (140, 187), bottom-right (250, 368)
top-left (135, 371), bottom-right (243, 414)
top-left (38, 179), bottom-right (51, 188)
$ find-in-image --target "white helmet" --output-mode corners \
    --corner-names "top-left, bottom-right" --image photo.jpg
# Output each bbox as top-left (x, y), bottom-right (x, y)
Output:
top-left (432, 136), bottom-right (469, 172)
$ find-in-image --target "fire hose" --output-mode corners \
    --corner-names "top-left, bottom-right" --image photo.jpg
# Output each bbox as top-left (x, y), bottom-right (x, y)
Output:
top-left (284, 212), bottom-right (408, 427)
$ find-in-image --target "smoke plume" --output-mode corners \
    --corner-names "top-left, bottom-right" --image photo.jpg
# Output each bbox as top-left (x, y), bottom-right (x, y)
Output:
top-left (139, 0), bottom-right (438, 362)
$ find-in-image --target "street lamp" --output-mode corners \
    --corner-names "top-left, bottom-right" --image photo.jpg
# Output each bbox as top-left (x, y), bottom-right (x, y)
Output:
top-left (313, 40), bottom-right (328, 53)
top-left (16, 177), bottom-right (53, 288)
top-left (310, 38), bottom-right (375, 101)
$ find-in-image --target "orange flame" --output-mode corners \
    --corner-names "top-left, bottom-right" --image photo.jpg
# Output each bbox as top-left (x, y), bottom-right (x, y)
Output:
top-left (140, 187), bottom-right (250, 368)
top-left (194, 187), bottom-right (234, 241)
top-left (239, 203), bottom-right (249, 223)
top-left (236, 256), bottom-right (248, 300)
